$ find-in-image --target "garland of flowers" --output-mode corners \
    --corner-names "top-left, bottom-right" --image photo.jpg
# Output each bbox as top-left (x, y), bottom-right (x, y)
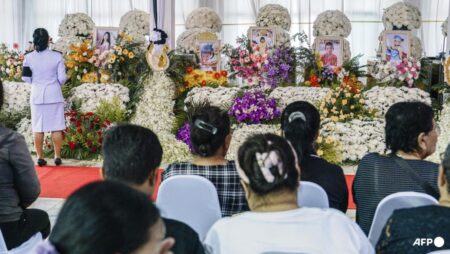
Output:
top-left (58, 13), bottom-right (94, 38)
top-left (256, 4), bottom-right (291, 31)
top-left (185, 7), bottom-right (222, 32)
top-left (119, 10), bottom-right (150, 43)
top-left (184, 86), bottom-right (241, 110)
top-left (313, 10), bottom-right (351, 38)
top-left (382, 2), bottom-right (421, 31)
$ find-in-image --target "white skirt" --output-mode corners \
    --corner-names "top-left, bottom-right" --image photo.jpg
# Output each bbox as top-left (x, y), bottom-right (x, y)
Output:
top-left (31, 102), bottom-right (65, 133)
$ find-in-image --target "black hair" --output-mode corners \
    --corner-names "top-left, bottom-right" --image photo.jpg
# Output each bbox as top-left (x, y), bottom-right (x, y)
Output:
top-left (101, 32), bottom-right (111, 46)
top-left (385, 101), bottom-right (434, 154)
top-left (325, 42), bottom-right (333, 48)
top-left (0, 80), bottom-right (3, 112)
top-left (102, 124), bottom-right (162, 185)
top-left (190, 105), bottom-right (230, 157)
top-left (33, 28), bottom-right (49, 52)
top-left (50, 181), bottom-right (161, 254)
top-left (260, 37), bottom-right (265, 42)
top-left (281, 101), bottom-right (320, 162)
top-left (441, 144), bottom-right (450, 193)
top-left (237, 134), bottom-right (299, 195)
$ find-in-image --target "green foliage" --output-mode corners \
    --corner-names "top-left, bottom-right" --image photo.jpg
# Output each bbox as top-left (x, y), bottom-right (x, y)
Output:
top-left (0, 110), bottom-right (30, 130)
top-left (95, 96), bottom-right (127, 123)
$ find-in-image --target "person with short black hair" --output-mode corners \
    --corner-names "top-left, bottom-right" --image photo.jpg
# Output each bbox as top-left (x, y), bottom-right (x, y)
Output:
top-left (33, 181), bottom-right (174, 254)
top-left (281, 101), bottom-right (348, 212)
top-left (0, 80), bottom-right (50, 250)
top-left (376, 144), bottom-right (450, 253)
top-left (204, 134), bottom-right (373, 253)
top-left (102, 124), bottom-right (205, 254)
top-left (162, 106), bottom-right (249, 217)
top-left (22, 28), bottom-right (67, 166)
top-left (353, 101), bottom-right (440, 235)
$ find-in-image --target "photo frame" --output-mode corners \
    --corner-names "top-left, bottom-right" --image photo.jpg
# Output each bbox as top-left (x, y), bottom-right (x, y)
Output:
top-left (315, 36), bottom-right (344, 68)
top-left (248, 26), bottom-right (276, 55)
top-left (381, 30), bottom-right (411, 63)
top-left (93, 27), bottom-right (120, 54)
top-left (197, 39), bottom-right (221, 71)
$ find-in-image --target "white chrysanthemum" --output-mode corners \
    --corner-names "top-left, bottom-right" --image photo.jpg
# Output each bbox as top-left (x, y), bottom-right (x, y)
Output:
top-left (428, 102), bottom-right (450, 163)
top-left (410, 35), bottom-right (423, 59)
top-left (176, 28), bottom-right (216, 53)
top-left (382, 2), bottom-right (421, 30)
top-left (442, 17), bottom-right (448, 37)
top-left (185, 87), bottom-right (240, 110)
top-left (274, 29), bottom-right (291, 48)
top-left (321, 118), bottom-right (385, 162)
top-left (16, 118), bottom-right (34, 152)
top-left (270, 87), bottom-right (331, 110)
top-left (68, 83), bottom-right (130, 113)
top-left (363, 86), bottom-right (431, 116)
top-left (119, 10), bottom-right (150, 43)
top-left (185, 7), bottom-right (222, 33)
top-left (2, 81), bottom-right (31, 114)
top-left (313, 10), bottom-right (351, 38)
top-left (226, 124), bottom-right (281, 160)
top-left (256, 4), bottom-right (291, 31)
top-left (52, 36), bottom-right (83, 55)
top-left (159, 132), bottom-right (193, 165)
top-left (58, 13), bottom-right (95, 37)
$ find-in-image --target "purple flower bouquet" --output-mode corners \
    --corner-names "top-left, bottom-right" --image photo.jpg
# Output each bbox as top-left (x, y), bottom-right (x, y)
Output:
top-left (229, 90), bottom-right (281, 124)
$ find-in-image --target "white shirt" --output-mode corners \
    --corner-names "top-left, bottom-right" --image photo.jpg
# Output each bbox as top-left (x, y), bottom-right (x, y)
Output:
top-left (204, 207), bottom-right (374, 254)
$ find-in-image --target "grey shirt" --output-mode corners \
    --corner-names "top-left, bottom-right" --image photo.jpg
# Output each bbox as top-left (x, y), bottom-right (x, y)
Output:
top-left (0, 127), bottom-right (40, 223)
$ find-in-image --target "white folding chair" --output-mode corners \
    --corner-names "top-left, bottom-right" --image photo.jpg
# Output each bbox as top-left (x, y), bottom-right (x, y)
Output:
top-left (156, 175), bottom-right (222, 240)
top-left (428, 250), bottom-right (450, 254)
top-left (297, 181), bottom-right (329, 209)
top-left (0, 229), bottom-right (42, 254)
top-left (368, 191), bottom-right (438, 247)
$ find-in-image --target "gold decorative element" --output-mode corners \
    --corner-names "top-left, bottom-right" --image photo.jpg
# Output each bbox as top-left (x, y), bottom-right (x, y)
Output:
top-left (197, 32), bottom-right (218, 42)
top-left (146, 42), bottom-right (170, 71)
top-left (445, 57), bottom-right (450, 86)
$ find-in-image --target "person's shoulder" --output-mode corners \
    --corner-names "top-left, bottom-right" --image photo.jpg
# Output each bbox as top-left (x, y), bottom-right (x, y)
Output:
top-left (51, 49), bottom-right (63, 55)
top-left (163, 218), bottom-right (199, 235)
top-left (310, 156), bottom-right (343, 172)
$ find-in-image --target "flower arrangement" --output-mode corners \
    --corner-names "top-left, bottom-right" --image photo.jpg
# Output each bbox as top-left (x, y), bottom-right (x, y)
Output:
top-left (68, 83), bottom-right (129, 114)
top-left (58, 13), bottom-right (95, 38)
top-left (185, 7), bottom-right (222, 33)
top-left (1, 81), bottom-right (30, 114)
top-left (315, 135), bottom-right (343, 165)
top-left (270, 86), bottom-right (331, 110)
top-left (319, 84), bottom-right (376, 122)
top-left (57, 110), bottom-right (111, 160)
top-left (222, 35), bottom-right (268, 84)
top-left (159, 132), bottom-right (193, 164)
top-left (52, 36), bottom-right (83, 56)
top-left (0, 43), bottom-right (24, 82)
top-left (263, 47), bottom-right (295, 88)
top-left (184, 86), bottom-right (240, 110)
top-left (229, 90), bottom-right (281, 124)
top-left (442, 17), bottom-right (448, 37)
top-left (175, 122), bottom-right (193, 151)
top-left (180, 68), bottom-right (228, 93)
top-left (370, 58), bottom-right (421, 87)
top-left (382, 2), bottom-right (421, 31)
top-left (65, 41), bottom-right (97, 87)
top-left (313, 10), bottom-right (351, 37)
top-left (363, 86), bottom-right (431, 116)
top-left (256, 4), bottom-right (291, 31)
top-left (176, 28), bottom-right (216, 53)
top-left (119, 10), bottom-right (150, 43)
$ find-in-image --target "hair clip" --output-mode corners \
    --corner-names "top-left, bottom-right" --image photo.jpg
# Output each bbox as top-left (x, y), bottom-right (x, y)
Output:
top-left (256, 151), bottom-right (284, 183)
top-left (288, 111), bottom-right (306, 123)
top-left (194, 119), bottom-right (218, 135)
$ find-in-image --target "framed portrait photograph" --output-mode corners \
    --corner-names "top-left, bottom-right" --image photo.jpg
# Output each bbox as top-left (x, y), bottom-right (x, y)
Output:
top-left (382, 30), bottom-right (411, 63)
top-left (93, 27), bottom-right (119, 54)
top-left (197, 40), bottom-right (221, 71)
top-left (315, 37), bottom-right (344, 68)
top-left (248, 27), bottom-right (276, 55)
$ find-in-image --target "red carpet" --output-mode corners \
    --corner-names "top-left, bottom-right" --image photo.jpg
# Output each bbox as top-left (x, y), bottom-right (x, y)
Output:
top-left (36, 166), bottom-right (356, 209)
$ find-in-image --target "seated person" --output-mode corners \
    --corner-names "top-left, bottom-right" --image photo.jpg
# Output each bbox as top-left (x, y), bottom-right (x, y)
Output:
top-left (0, 80), bottom-right (50, 250)
top-left (101, 124), bottom-right (204, 254)
top-left (163, 106), bottom-right (249, 217)
top-left (281, 101), bottom-right (348, 212)
top-left (34, 181), bottom-right (174, 254)
top-left (376, 144), bottom-right (450, 253)
top-left (353, 101), bottom-right (439, 235)
top-left (204, 134), bottom-right (374, 254)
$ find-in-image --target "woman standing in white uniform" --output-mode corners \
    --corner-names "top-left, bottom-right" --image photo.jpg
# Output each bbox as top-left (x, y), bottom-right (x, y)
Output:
top-left (22, 28), bottom-right (67, 166)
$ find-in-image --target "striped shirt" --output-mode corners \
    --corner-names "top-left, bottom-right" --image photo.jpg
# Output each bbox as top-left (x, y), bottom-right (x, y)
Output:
top-left (162, 161), bottom-right (249, 217)
top-left (352, 153), bottom-right (439, 235)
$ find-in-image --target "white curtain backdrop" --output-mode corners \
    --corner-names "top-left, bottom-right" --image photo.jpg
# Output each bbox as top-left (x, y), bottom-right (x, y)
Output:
top-left (0, 0), bottom-right (448, 63)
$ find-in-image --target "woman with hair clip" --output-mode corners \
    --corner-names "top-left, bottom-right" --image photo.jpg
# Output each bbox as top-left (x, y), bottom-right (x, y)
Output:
top-left (162, 105), bottom-right (248, 217)
top-left (281, 101), bottom-right (348, 212)
top-left (204, 134), bottom-right (373, 254)
top-left (22, 28), bottom-right (67, 166)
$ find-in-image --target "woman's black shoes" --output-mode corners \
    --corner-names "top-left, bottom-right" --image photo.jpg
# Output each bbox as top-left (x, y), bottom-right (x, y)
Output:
top-left (54, 158), bottom-right (62, 166)
top-left (37, 159), bottom-right (47, 167)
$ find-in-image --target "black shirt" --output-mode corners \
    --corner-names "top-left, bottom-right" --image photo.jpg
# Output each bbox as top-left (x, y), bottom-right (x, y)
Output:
top-left (376, 205), bottom-right (450, 254)
top-left (164, 218), bottom-right (205, 254)
top-left (300, 155), bottom-right (348, 213)
top-left (353, 153), bottom-right (439, 235)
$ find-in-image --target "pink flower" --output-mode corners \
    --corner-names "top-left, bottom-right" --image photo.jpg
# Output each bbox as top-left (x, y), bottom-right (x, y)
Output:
top-left (244, 57), bottom-right (250, 63)
top-left (13, 43), bottom-right (19, 49)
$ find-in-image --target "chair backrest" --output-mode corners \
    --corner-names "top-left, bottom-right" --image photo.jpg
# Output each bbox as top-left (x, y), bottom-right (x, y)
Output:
top-left (427, 250), bottom-right (450, 254)
top-left (0, 230), bottom-right (42, 254)
top-left (297, 181), bottom-right (329, 209)
top-left (368, 191), bottom-right (438, 246)
top-left (156, 175), bottom-right (222, 240)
